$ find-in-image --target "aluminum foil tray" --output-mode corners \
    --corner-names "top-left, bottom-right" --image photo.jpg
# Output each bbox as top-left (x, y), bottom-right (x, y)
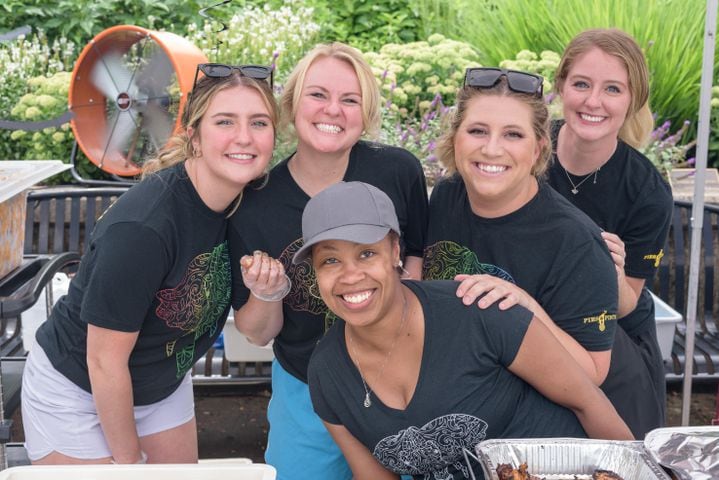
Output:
top-left (476, 438), bottom-right (670, 480)
top-left (644, 426), bottom-right (719, 480)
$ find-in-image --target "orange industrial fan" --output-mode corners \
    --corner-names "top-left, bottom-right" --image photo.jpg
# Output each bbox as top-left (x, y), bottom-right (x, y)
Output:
top-left (69, 25), bottom-right (207, 177)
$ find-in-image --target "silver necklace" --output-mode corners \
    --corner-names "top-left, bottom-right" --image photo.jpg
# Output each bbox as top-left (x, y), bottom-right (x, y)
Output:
top-left (347, 292), bottom-right (408, 408)
top-left (563, 165), bottom-right (600, 194)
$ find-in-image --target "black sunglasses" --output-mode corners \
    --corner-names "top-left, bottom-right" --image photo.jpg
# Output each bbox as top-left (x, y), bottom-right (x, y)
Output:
top-left (191, 63), bottom-right (274, 91)
top-left (464, 67), bottom-right (544, 97)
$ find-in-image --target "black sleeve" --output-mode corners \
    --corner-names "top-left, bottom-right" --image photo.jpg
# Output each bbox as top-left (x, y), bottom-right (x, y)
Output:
top-left (471, 303), bottom-right (533, 367)
top-left (542, 238), bottom-right (618, 351)
top-left (623, 183), bottom-right (673, 279)
top-left (81, 222), bottom-right (169, 332)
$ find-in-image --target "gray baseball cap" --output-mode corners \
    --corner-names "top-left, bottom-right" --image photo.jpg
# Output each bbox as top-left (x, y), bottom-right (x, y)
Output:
top-left (292, 181), bottom-right (400, 264)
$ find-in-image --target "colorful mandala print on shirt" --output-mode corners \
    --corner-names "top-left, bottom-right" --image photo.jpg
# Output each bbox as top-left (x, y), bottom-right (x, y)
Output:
top-left (374, 414), bottom-right (488, 479)
top-left (422, 241), bottom-right (514, 283)
top-left (279, 238), bottom-right (338, 332)
top-left (156, 242), bottom-right (231, 377)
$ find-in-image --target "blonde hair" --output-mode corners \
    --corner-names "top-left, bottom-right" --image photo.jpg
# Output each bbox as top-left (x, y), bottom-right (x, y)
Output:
top-left (279, 42), bottom-right (381, 139)
top-left (436, 77), bottom-right (552, 177)
top-left (142, 72), bottom-right (278, 177)
top-left (554, 28), bottom-right (653, 149)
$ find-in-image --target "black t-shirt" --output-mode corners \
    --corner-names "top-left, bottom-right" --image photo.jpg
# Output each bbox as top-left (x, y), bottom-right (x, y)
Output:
top-left (308, 280), bottom-right (586, 480)
top-left (229, 140), bottom-right (428, 382)
top-left (423, 176), bottom-right (618, 351)
top-left (37, 163), bottom-right (231, 405)
top-left (547, 120), bottom-right (673, 336)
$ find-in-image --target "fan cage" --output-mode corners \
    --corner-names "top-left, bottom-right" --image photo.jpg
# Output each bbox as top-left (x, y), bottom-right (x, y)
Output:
top-left (69, 25), bottom-right (207, 177)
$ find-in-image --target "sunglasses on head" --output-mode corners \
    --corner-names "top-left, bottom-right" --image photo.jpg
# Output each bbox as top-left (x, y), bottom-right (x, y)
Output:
top-left (464, 67), bottom-right (544, 97)
top-left (191, 63), bottom-right (274, 92)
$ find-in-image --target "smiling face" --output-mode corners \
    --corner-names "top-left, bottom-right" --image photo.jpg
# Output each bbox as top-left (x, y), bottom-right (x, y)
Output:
top-left (189, 84), bottom-right (274, 205)
top-left (312, 235), bottom-right (401, 328)
top-left (453, 94), bottom-right (541, 217)
top-left (294, 56), bottom-right (364, 157)
top-left (560, 47), bottom-right (632, 145)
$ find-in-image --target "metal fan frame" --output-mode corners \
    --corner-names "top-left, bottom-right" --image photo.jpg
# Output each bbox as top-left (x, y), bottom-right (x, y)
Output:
top-left (69, 25), bottom-right (207, 177)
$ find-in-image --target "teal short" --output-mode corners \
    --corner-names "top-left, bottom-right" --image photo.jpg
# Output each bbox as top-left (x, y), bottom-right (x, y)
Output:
top-left (265, 360), bottom-right (351, 480)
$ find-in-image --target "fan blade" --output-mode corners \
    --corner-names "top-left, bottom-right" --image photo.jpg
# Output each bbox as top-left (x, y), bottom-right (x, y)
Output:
top-left (90, 52), bottom-right (137, 100)
top-left (140, 102), bottom-right (174, 151)
top-left (135, 47), bottom-right (174, 99)
top-left (100, 110), bottom-right (139, 165)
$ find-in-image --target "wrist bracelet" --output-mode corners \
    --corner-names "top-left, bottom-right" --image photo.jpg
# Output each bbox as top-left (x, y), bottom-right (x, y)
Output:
top-left (251, 274), bottom-right (292, 302)
top-left (111, 450), bottom-right (147, 464)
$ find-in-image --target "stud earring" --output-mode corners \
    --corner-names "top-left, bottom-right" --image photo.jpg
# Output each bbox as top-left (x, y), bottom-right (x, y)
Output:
top-left (396, 259), bottom-right (410, 278)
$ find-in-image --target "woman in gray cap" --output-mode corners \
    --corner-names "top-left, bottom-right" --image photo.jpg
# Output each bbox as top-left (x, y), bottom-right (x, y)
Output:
top-left (228, 42), bottom-right (428, 480)
top-left (299, 181), bottom-right (632, 480)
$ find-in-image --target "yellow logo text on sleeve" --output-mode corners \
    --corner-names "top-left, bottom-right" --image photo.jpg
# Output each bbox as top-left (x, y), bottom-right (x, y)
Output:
top-left (643, 249), bottom-right (664, 268)
top-left (583, 310), bottom-right (618, 332)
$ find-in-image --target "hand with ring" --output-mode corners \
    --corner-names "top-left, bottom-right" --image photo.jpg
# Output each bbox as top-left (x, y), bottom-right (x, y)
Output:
top-left (241, 250), bottom-right (291, 302)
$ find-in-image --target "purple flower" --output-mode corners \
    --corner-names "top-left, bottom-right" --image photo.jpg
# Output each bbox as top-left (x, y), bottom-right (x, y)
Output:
top-left (430, 93), bottom-right (442, 108)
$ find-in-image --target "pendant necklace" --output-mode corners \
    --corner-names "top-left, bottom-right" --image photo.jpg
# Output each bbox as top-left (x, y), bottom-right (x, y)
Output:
top-left (347, 292), bottom-right (408, 408)
top-left (563, 165), bottom-right (600, 194)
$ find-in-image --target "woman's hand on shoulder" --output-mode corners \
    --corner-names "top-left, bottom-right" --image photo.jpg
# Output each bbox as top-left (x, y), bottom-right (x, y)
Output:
top-left (601, 231), bottom-right (626, 275)
top-left (240, 250), bottom-right (290, 302)
top-left (454, 274), bottom-right (533, 311)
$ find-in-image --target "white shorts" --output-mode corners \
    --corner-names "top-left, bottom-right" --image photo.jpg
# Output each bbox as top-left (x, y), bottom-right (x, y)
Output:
top-left (21, 346), bottom-right (195, 461)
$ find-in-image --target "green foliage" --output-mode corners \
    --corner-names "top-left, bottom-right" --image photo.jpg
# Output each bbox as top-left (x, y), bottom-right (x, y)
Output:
top-left (708, 86), bottom-right (719, 167)
top-left (640, 119), bottom-right (695, 178)
top-left (499, 49), bottom-right (561, 93)
top-left (9, 72), bottom-right (74, 160)
top-left (0, 30), bottom-right (75, 161)
top-left (379, 95), bottom-right (449, 186)
top-left (409, 0), bottom-right (467, 41)
top-left (0, 0), bottom-right (204, 45)
top-left (365, 34), bottom-right (480, 118)
top-left (5, 71), bottom-right (102, 183)
top-left (498, 49), bottom-right (565, 119)
top-left (416, 0), bottom-right (706, 146)
top-left (185, 0), bottom-right (321, 84)
top-left (303, 0), bottom-right (422, 52)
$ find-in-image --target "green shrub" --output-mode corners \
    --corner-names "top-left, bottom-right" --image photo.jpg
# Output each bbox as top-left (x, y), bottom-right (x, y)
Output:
top-left (641, 120), bottom-right (695, 179)
top-left (499, 49), bottom-right (561, 93)
top-left (379, 94), bottom-right (449, 186)
top-left (0, 30), bottom-right (76, 161)
top-left (0, 0), bottom-right (204, 46)
top-left (365, 34), bottom-right (480, 118)
top-left (185, 0), bottom-right (321, 85)
top-left (6, 71), bottom-right (103, 183)
top-left (9, 72), bottom-right (73, 160)
top-left (708, 86), bottom-right (719, 168)
top-left (304, 0), bottom-right (422, 52)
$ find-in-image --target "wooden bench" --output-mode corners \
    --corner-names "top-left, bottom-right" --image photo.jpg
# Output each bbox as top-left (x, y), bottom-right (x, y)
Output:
top-left (654, 200), bottom-right (719, 382)
top-left (8, 186), bottom-right (271, 408)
